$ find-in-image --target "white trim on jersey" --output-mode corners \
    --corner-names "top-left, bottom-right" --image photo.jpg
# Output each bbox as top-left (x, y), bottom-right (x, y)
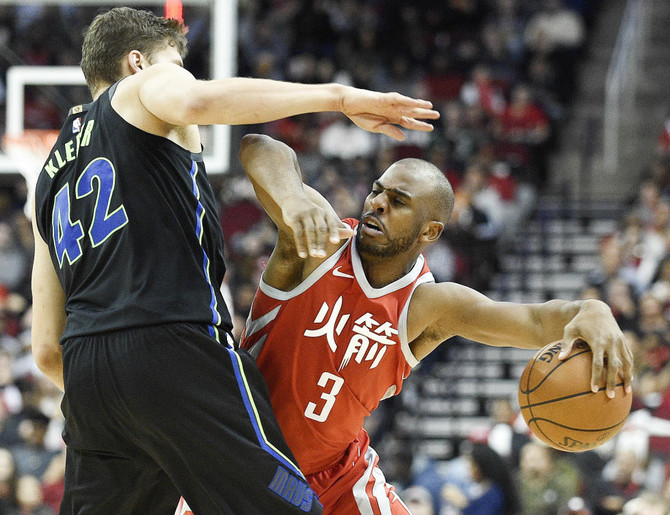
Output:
top-left (350, 231), bottom-right (427, 299)
top-left (259, 239), bottom-right (350, 300)
top-left (353, 446), bottom-right (392, 515)
top-left (397, 273), bottom-right (435, 369)
top-left (245, 305), bottom-right (281, 339)
top-left (174, 497), bottom-right (192, 515)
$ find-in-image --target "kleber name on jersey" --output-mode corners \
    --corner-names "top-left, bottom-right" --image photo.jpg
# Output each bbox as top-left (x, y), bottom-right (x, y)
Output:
top-left (43, 119), bottom-right (96, 179)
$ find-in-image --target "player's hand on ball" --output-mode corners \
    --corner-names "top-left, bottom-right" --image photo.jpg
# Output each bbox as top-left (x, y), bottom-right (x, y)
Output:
top-left (558, 299), bottom-right (634, 398)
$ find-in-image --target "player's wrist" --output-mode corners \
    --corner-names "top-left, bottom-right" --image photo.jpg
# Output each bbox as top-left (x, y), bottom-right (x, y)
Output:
top-left (330, 83), bottom-right (349, 114)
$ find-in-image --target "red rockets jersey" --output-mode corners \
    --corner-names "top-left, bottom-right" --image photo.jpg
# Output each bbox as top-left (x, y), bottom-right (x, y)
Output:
top-left (240, 219), bottom-right (434, 475)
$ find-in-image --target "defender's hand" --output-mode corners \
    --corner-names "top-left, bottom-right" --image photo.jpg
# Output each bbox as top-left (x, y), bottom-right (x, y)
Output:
top-left (282, 201), bottom-right (353, 259)
top-left (341, 89), bottom-right (440, 141)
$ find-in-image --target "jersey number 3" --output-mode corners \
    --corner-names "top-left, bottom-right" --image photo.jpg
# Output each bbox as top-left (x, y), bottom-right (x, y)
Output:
top-left (304, 372), bottom-right (344, 423)
top-left (52, 158), bottom-right (128, 268)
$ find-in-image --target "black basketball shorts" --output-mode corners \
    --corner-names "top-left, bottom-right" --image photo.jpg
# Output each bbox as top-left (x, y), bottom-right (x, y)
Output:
top-left (59, 322), bottom-right (322, 514)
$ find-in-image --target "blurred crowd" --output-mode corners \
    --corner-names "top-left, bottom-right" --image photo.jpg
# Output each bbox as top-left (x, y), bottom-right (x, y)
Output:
top-left (5, 0), bottom-right (670, 513)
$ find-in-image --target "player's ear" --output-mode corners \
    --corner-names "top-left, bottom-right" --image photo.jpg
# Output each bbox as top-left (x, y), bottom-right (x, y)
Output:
top-left (420, 221), bottom-right (444, 244)
top-left (127, 50), bottom-right (145, 73)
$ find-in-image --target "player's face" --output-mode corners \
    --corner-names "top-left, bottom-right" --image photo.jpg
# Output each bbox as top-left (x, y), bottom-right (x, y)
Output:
top-left (357, 163), bottom-right (430, 258)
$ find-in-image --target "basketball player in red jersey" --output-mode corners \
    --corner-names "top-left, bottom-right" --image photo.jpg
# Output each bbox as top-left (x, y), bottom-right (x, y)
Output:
top-left (186, 134), bottom-right (633, 514)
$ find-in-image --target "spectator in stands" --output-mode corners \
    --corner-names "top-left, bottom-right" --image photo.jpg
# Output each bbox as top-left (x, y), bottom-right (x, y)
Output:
top-left (656, 118), bottom-right (670, 156)
top-left (517, 441), bottom-right (580, 515)
top-left (9, 407), bottom-right (57, 478)
top-left (14, 473), bottom-right (54, 514)
top-left (318, 112), bottom-right (379, 160)
top-left (524, 0), bottom-right (585, 96)
top-left (589, 448), bottom-right (645, 515)
top-left (586, 234), bottom-right (625, 299)
top-left (0, 350), bottom-right (22, 418)
top-left (218, 173), bottom-right (266, 246)
top-left (479, 23), bottom-right (518, 85)
top-left (447, 161), bottom-right (505, 289)
top-left (440, 442), bottom-right (520, 515)
top-left (558, 496), bottom-right (592, 515)
top-left (662, 476), bottom-right (670, 508)
top-left (629, 179), bottom-right (662, 228)
top-left (494, 83), bottom-right (551, 186)
top-left (0, 447), bottom-right (17, 512)
top-left (525, 53), bottom-right (566, 119)
top-left (459, 64), bottom-right (506, 119)
top-left (621, 491), bottom-right (669, 515)
top-left (382, 55), bottom-right (424, 98)
top-left (441, 101), bottom-right (488, 170)
top-left (39, 449), bottom-right (64, 513)
top-left (484, 0), bottom-right (527, 66)
top-left (616, 212), bottom-right (667, 296)
top-left (491, 160), bottom-right (539, 253)
top-left (604, 278), bottom-right (638, 332)
top-left (0, 222), bottom-right (28, 292)
top-left (636, 292), bottom-right (670, 338)
top-left (524, 0), bottom-right (586, 54)
top-left (238, 16), bottom-right (289, 80)
top-left (649, 256), bottom-right (670, 314)
top-left (647, 158), bottom-right (670, 196)
top-left (401, 485), bottom-right (434, 515)
top-left (421, 53), bottom-right (464, 104)
top-left (485, 397), bottom-right (530, 467)
top-left (633, 337), bottom-right (670, 466)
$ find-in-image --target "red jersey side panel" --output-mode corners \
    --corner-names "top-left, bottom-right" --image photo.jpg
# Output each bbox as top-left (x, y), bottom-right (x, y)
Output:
top-left (241, 219), bottom-right (434, 474)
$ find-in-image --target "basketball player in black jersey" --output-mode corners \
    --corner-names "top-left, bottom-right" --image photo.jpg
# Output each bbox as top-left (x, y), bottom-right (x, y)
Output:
top-left (29, 7), bottom-right (439, 514)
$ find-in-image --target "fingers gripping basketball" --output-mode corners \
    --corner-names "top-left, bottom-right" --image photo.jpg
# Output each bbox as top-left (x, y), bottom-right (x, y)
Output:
top-left (518, 340), bottom-right (632, 452)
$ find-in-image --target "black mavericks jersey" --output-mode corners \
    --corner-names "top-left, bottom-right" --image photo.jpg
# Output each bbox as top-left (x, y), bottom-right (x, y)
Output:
top-left (34, 83), bottom-right (233, 342)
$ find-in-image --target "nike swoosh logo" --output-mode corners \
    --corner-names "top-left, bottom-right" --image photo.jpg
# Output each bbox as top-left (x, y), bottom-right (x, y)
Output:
top-left (333, 266), bottom-right (354, 279)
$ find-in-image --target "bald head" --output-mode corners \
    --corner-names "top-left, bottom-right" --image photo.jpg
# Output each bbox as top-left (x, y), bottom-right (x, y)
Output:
top-left (387, 158), bottom-right (454, 224)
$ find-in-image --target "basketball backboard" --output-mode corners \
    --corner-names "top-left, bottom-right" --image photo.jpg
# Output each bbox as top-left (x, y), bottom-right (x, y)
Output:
top-left (0, 0), bottom-right (236, 176)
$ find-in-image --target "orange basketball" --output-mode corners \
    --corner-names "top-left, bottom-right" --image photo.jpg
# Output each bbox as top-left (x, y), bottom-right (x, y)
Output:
top-left (518, 340), bottom-right (632, 452)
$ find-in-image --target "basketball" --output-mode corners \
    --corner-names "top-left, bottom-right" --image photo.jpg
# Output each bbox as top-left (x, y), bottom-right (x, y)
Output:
top-left (518, 340), bottom-right (632, 452)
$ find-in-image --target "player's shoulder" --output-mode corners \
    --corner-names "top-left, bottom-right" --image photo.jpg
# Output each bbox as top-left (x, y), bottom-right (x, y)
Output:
top-left (132, 62), bottom-right (195, 90)
top-left (409, 281), bottom-right (468, 316)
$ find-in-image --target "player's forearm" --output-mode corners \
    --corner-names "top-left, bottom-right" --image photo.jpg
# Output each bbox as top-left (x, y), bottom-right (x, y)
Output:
top-left (32, 341), bottom-right (64, 391)
top-left (187, 79), bottom-right (346, 126)
top-left (239, 134), bottom-right (309, 224)
top-left (471, 298), bottom-right (586, 350)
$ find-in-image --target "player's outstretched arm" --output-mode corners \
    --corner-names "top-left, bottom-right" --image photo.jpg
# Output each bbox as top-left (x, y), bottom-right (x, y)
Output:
top-left (239, 134), bottom-right (350, 260)
top-left (409, 282), bottom-right (633, 398)
top-left (138, 64), bottom-right (439, 139)
top-left (30, 212), bottom-right (66, 391)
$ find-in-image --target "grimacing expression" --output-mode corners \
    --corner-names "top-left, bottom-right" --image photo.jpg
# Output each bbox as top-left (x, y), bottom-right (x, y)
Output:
top-left (356, 164), bottom-right (431, 258)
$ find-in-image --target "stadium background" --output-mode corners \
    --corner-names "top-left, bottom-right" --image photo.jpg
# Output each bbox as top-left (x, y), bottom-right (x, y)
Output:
top-left (1, 0), bottom-right (670, 513)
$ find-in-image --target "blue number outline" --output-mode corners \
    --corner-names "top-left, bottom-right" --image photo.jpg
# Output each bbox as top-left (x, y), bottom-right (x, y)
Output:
top-left (51, 158), bottom-right (128, 269)
top-left (75, 158), bottom-right (128, 247)
top-left (52, 183), bottom-right (85, 267)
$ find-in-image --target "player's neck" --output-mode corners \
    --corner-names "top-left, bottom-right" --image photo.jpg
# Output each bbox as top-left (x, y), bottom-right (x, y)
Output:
top-left (92, 82), bottom-right (113, 100)
top-left (359, 253), bottom-right (419, 288)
